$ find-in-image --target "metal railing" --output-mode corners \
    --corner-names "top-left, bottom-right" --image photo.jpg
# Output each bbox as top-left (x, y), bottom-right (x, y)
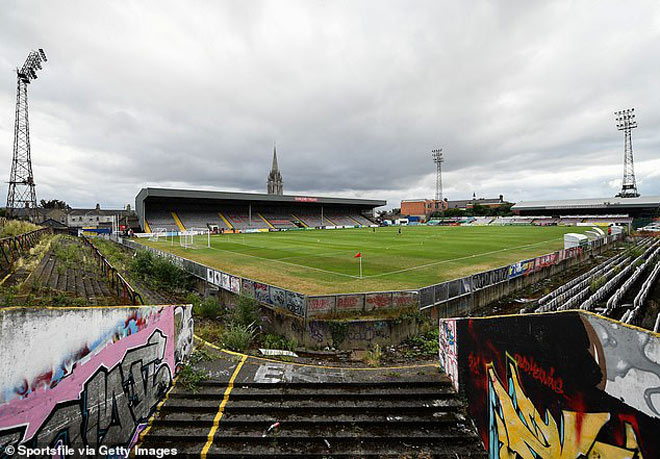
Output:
top-left (81, 235), bottom-right (143, 305)
top-left (0, 227), bottom-right (51, 272)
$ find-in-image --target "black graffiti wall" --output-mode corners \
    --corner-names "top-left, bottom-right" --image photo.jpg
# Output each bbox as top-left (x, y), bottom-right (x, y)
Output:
top-left (440, 311), bottom-right (660, 458)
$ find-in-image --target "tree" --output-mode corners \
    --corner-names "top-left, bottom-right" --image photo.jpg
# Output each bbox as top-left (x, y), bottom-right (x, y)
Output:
top-left (443, 208), bottom-right (465, 217)
top-left (491, 203), bottom-right (514, 216)
top-left (469, 203), bottom-right (489, 216)
top-left (40, 199), bottom-right (71, 210)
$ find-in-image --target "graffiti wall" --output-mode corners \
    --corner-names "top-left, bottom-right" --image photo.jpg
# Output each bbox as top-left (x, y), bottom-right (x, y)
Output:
top-left (0, 305), bottom-right (193, 457)
top-left (439, 311), bottom-right (660, 458)
top-left (305, 318), bottom-right (417, 349)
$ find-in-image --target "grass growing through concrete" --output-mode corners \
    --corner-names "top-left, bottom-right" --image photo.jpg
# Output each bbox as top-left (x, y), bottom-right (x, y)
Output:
top-left (191, 294), bottom-right (262, 352)
top-left (139, 225), bottom-right (590, 294)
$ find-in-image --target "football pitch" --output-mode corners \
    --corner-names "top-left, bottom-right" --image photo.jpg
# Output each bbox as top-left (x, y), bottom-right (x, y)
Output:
top-left (139, 226), bottom-right (588, 295)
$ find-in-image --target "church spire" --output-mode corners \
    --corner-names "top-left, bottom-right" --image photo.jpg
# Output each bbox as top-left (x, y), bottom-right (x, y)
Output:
top-left (272, 145), bottom-right (279, 172)
top-left (267, 144), bottom-right (284, 195)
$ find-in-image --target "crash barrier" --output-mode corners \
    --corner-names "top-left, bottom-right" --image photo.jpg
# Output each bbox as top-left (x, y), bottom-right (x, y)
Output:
top-left (611, 243), bottom-right (660, 314)
top-left (0, 305), bottom-right (193, 456)
top-left (536, 248), bottom-right (632, 312)
top-left (0, 227), bottom-right (51, 273)
top-left (533, 237), bottom-right (660, 328)
top-left (419, 233), bottom-right (624, 315)
top-left (82, 235), bottom-right (143, 305)
top-left (113, 233), bottom-right (622, 319)
top-left (624, 253), bottom-right (660, 329)
top-left (439, 311), bottom-right (660, 458)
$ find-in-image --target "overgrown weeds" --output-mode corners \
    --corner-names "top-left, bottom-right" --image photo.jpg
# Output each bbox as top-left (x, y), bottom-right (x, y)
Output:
top-left (222, 323), bottom-right (258, 352)
top-left (189, 347), bottom-right (215, 364)
top-left (363, 344), bottom-right (383, 366)
top-left (130, 250), bottom-right (195, 293)
top-left (178, 366), bottom-right (208, 393)
top-left (188, 293), bottom-right (226, 320)
top-left (400, 328), bottom-right (439, 358)
top-left (261, 333), bottom-right (297, 351)
top-left (0, 220), bottom-right (40, 238)
top-left (590, 275), bottom-right (606, 293)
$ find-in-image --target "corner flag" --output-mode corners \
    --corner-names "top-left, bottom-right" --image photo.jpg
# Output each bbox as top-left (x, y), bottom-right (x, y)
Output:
top-left (354, 252), bottom-right (362, 278)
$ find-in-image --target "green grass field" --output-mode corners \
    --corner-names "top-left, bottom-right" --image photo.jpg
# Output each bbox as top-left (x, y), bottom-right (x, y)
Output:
top-left (139, 226), bottom-right (588, 295)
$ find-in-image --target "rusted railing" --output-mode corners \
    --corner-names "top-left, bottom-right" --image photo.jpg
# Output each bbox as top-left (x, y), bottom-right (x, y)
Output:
top-left (0, 227), bottom-right (52, 273)
top-left (81, 235), bottom-right (143, 305)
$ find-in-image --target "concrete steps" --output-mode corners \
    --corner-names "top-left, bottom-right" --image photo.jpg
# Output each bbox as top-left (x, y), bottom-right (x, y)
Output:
top-left (141, 378), bottom-right (486, 458)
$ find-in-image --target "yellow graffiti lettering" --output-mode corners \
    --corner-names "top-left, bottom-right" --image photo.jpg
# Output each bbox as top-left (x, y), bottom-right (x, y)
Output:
top-left (488, 357), bottom-right (642, 459)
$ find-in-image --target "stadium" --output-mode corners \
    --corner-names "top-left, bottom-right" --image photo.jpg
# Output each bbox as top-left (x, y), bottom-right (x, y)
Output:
top-left (3, 6), bottom-right (660, 457)
top-left (135, 187), bottom-right (382, 233)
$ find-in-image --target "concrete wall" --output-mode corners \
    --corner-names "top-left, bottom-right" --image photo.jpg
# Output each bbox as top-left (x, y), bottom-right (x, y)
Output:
top-left (440, 311), bottom-right (660, 458)
top-left (304, 318), bottom-right (418, 349)
top-left (252, 300), bottom-right (419, 350)
top-left (0, 305), bottom-right (193, 456)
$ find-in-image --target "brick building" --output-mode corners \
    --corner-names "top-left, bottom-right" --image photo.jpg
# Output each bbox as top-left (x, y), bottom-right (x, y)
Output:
top-left (400, 199), bottom-right (448, 221)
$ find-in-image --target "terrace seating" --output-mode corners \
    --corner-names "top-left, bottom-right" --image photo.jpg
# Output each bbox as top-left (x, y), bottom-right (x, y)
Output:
top-left (325, 213), bottom-right (359, 227)
top-left (471, 217), bottom-right (494, 225)
top-left (559, 217), bottom-right (584, 225)
top-left (294, 211), bottom-right (323, 227)
top-left (351, 214), bottom-right (374, 225)
top-left (176, 209), bottom-right (231, 230)
top-left (260, 211), bottom-right (296, 228)
top-left (583, 217), bottom-right (632, 225)
top-left (145, 209), bottom-right (179, 232)
top-left (532, 217), bottom-right (558, 226)
top-left (224, 210), bottom-right (270, 230)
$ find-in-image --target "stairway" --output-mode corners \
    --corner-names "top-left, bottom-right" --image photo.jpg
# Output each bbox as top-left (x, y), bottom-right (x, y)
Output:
top-left (140, 354), bottom-right (486, 458)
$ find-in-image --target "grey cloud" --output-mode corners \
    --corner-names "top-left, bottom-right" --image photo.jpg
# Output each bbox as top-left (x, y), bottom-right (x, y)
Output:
top-left (0, 0), bottom-right (659, 209)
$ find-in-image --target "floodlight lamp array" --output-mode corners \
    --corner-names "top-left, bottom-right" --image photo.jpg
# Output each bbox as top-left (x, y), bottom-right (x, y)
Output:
top-left (17, 49), bottom-right (47, 84)
top-left (615, 108), bottom-right (637, 131)
top-left (431, 148), bottom-right (444, 163)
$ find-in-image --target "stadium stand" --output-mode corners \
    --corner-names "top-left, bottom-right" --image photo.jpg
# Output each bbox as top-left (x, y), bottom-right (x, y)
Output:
top-left (351, 213), bottom-right (375, 226)
top-left (294, 209), bottom-right (324, 227)
top-left (470, 217), bottom-right (495, 225)
top-left (176, 207), bottom-right (231, 231)
top-left (223, 209), bottom-right (270, 230)
top-left (145, 209), bottom-right (179, 231)
top-left (513, 196), bottom-right (660, 218)
top-left (259, 210), bottom-right (297, 229)
top-left (427, 215), bottom-right (631, 227)
top-left (135, 188), bottom-right (384, 233)
top-left (531, 217), bottom-right (558, 226)
top-left (582, 215), bottom-right (633, 225)
top-left (325, 212), bottom-right (360, 227)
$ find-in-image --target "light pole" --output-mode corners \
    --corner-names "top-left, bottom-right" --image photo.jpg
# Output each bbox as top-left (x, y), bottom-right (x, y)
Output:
top-left (431, 148), bottom-right (444, 201)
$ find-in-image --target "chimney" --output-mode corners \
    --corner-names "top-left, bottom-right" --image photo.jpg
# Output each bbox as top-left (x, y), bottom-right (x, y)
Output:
top-left (95, 203), bottom-right (100, 210)
top-left (499, 194), bottom-right (503, 202)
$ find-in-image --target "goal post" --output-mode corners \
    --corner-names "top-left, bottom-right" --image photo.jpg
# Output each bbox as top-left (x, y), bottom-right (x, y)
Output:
top-left (179, 228), bottom-right (210, 249)
top-left (149, 228), bottom-right (168, 242)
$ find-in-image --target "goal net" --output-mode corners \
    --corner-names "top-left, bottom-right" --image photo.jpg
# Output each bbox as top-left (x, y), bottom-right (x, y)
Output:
top-left (149, 228), bottom-right (169, 241)
top-left (179, 228), bottom-right (210, 249)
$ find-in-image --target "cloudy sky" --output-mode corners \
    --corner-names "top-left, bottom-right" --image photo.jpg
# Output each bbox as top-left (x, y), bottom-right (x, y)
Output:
top-left (0, 1), bottom-right (659, 209)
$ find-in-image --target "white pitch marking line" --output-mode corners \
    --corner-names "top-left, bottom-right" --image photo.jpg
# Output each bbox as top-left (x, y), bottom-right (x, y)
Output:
top-left (205, 245), bottom-right (360, 279)
top-left (362, 237), bottom-right (561, 279)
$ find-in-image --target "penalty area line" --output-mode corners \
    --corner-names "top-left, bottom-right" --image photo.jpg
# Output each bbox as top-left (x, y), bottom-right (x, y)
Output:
top-left (205, 245), bottom-right (360, 279)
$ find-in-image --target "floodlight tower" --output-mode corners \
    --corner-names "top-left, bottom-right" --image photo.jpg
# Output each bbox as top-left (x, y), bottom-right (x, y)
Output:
top-left (6, 49), bottom-right (47, 215)
top-left (431, 148), bottom-right (444, 201)
top-left (614, 108), bottom-right (639, 198)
